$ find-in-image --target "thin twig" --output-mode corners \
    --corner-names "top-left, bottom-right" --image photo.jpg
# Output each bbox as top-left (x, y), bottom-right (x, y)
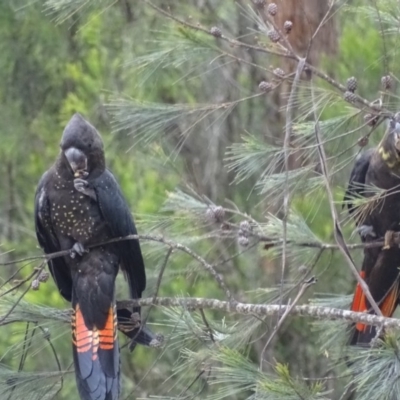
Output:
top-left (260, 276), bottom-right (316, 369)
top-left (38, 325), bottom-right (64, 399)
top-left (306, 0), bottom-right (337, 59)
top-left (0, 264), bottom-right (45, 324)
top-left (133, 247), bottom-right (173, 343)
top-left (6, 323), bottom-right (36, 400)
top-left (1, 233), bottom-right (396, 265)
top-left (0, 262), bottom-right (32, 291)
top-left (151, 248), bottom-right (173, 308)
top-left (278, 57), bottom-right (306, 328)
top-left (372, 0), bottom-right (389, 76)
top-left (178, 370), bottom-right (207, 398)
top-left (0, 266), bottom-right (42, 298)
top-left (199, 308), bottom-right (215, 344)
top-left (311, 83), bottom-right (382, 316)
top-left (18, 323), bottom-right (33, 372)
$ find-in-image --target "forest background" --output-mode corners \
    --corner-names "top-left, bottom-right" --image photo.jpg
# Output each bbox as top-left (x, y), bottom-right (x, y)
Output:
top-left (0, 0), bottom-right (399, 399)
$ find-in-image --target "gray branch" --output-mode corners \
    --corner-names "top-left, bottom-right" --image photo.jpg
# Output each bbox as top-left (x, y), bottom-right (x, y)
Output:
top-left (0, 234), bottom-right (233, 301)
top-left (3, 296), bottom-right (399, 331)
top-left (117, 297), bottom-right (400, 330)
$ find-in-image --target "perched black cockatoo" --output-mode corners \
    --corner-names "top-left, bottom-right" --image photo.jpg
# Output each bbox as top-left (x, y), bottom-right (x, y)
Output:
top-left (344, 117), bottom-right (400, 345)
top-left (34, 114), bottom-right (157, 400)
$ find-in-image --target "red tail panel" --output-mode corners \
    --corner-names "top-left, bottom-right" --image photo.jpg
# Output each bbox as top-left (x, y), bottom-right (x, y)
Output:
top-left (98, 307), bottom-right (117, 351)
top-left (72, 304), bottom-right (120, 400)
top-left (350, 271), bottom-right (368, 332)
top-left (351, 271), bottom-right (399, 335)
top-left (380, 285), bottom-right (398, 317)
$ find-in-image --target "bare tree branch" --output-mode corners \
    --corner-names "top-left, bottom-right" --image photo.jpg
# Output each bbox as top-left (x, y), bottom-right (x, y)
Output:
top-left (116, 297), bottom-right (400, 330)
top-left (0, 234), bottom-right (233, 301)
top-left (2, 296), bottom-right (399, 332)
top-left (2, 232), bottom-right (398, 268)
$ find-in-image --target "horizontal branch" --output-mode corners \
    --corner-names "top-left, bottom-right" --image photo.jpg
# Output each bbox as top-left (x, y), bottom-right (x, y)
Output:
top-left (2, 296), bottom-right (398, 331)
top-left (0, 234), bottom-right (233, 300)
top-left (257, 224), bottom-right (400, 251)
top-left (117, 297), bottom-right (400, 330)
top-left (1, 234), bottom-right (392, 268)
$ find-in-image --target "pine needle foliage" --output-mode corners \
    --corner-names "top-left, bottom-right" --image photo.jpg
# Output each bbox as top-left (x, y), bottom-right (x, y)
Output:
top-left (0, 367), bottom-right (67, 400)
top-left (346, 334), bottom-right (400, 400)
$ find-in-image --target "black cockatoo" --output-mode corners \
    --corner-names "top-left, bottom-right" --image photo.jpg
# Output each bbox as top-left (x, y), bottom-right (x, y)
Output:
top-left (344, 117), bottom-right (400, 345)
top-left (34, 114), bottom-right (157, 400)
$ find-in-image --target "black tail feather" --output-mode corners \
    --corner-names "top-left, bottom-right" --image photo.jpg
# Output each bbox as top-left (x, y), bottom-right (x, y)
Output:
top-left (349, 324), bottom-right (377, 346)
top-left (117, 307), bottom-right (163, 351)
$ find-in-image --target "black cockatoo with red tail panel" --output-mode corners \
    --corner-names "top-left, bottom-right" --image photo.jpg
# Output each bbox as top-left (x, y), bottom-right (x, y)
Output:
top-left (345, 117), bottom-right (400, 345)
top-left (34, 114), bottom-right (157, 400)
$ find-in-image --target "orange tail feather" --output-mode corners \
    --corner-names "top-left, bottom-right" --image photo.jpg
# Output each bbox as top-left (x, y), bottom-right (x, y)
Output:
top-left (350, 271), bottom-right (368, 332)
top-left (72, 304), bottom-right (119, 400)
top-left (351, 271), bottom-right (399, 335)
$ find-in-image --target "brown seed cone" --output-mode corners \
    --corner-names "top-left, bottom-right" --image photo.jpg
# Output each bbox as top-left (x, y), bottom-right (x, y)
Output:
top-left (344, 90), bottom-right (357, 104)
top-left (259, 81), bottom-right (273, 92)
top-left (238, 235), bottom-right (250, 247)
top-left (210, 27), bottom-right (222, 38)
top-left (381, 75), bottom-right (393, 90)
top-left (38, 271), bottom-right (50, 283)
top-left (254, 0), bottom-right (266, 9)
top-left (283, 20), bottom-right (293, 34)
top-left (267, 3), bottom-right (277, 16)
top-left (346, 76), bottom-right (357, 92)
top-left (206, 205), bottom-right (225, 223)
top-left (31, 279), bottom-right (40, 291)
top-left (273, 68), bottom-right (285, 78)
top-left (267, 30), bottom-right (280, 43)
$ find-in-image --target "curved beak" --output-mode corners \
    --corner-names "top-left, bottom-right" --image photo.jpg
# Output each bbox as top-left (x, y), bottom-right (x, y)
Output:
top-left (64, 147), bottom-right (88, 177)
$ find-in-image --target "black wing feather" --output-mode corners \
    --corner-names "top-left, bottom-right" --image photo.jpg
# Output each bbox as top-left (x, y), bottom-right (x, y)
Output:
top-left (92, 170), bottom-right (146, 299)
top-left (34, 172), bottom-right (73, 302)
top-left (343, 148), bottom-right (374, 216)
